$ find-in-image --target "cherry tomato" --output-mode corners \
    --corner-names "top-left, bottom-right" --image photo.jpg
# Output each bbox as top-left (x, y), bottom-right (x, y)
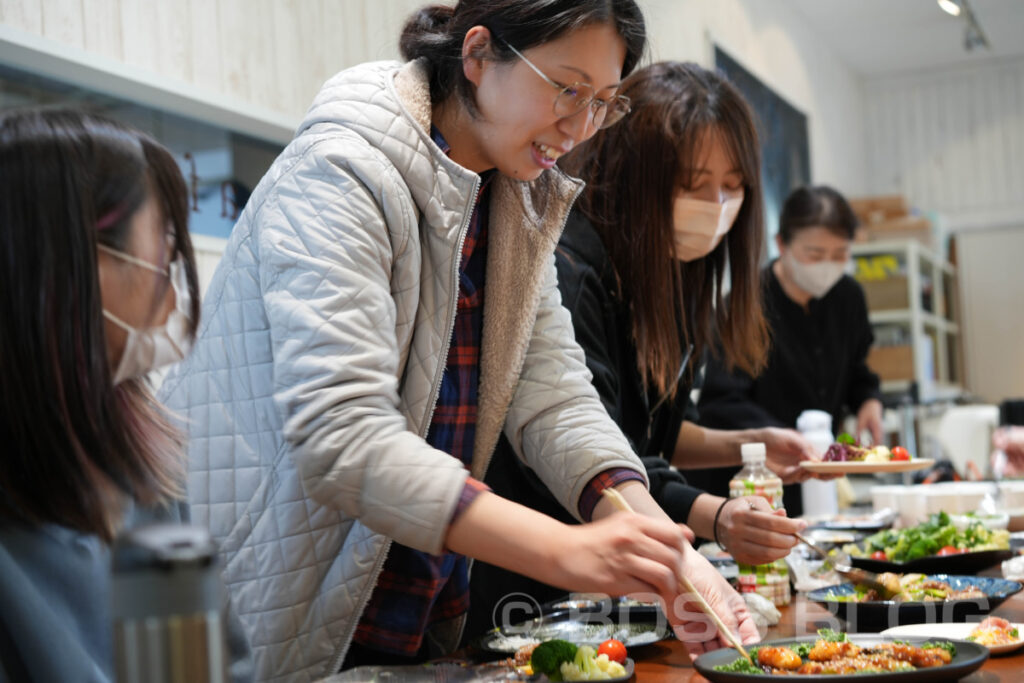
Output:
top-left (598, 638), bottom-right (627, 664)
top-left (891, 446), bottom-right (911, 461)
top-left (871, 550), bottom-right (887, 560)
top-left (937, 545), bottom-right (961, 556)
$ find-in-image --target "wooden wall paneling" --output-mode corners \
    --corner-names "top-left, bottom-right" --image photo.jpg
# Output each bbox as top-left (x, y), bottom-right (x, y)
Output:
top-left (1011, 68), bottom-right (1024, 199)
top-left (42, 0), bottom-right (84, 49)
top-left (338, 0), bottom-right (368, 73)
top-left (81, 0), bottom-right (123, 62)
top-left (120, 0), bottom-right (158, 76)
top-left (216, 0), bottom-right (253, 105)
top-left (864, 59), bottom-right (1024, 223)
top-left (0, 0), bottom-right (43, 34)
top-left (246, 0), bottom-right (280, 114)
top-left (155, 0), bottom-right (191, 84)
top-left (972, 71), bottom-right (993, 210)
top-left (187, 0), bottom-right (223, 96)
top-left (271, 0), bottom-right (305, 116)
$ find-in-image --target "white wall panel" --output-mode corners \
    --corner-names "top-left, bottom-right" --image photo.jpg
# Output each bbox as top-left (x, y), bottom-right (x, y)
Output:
top-left (41, 0), bottom-right (83, 49)
top-left (865, 57), bottom-right (1024, 231)
top-left (957, 226), bottom-right (1024, 402)
top-left (119, 0), bottom-right (158, 76)
top-left (81, 0), bottom-right (121, 61)
top-left (2, 0), bottom-right (867, 187)
top-left (0, 0), bottom-right (42, 34)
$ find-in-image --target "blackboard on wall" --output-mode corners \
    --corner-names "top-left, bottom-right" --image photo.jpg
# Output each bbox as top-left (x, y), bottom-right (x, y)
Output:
top-left (715, 46), bottom-right (810, 253)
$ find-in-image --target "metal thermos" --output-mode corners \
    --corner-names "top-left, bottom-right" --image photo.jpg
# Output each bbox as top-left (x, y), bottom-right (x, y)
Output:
top-left (112, 524), bottom-right (229, 683)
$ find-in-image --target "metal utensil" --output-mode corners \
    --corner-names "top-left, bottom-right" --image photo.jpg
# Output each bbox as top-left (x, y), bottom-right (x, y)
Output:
top-left (794, 531), bottom-right (899, 600)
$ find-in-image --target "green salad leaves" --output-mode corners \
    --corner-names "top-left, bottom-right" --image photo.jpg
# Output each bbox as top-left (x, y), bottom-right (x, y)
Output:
top-left (846, 511), bottom-right (1009, 562)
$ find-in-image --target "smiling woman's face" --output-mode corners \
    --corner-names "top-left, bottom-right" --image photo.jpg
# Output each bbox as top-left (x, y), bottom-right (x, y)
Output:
top-left (463, 22), bottom-right (627, 181)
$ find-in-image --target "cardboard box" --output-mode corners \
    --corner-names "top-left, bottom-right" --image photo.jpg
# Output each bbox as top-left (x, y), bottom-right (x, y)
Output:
top-left (862, 215), bottom-right (933, 247)
top-left (860, 276), bottom-right (910, 310)
top-left (849, 195), bottom-right (909, 224)
top-left (867, 344), bottom-right (914, 381)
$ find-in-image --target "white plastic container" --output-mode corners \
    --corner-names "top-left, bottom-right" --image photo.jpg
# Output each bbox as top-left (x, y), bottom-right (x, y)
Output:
top-left (797, 410), bottom-right (839, 517)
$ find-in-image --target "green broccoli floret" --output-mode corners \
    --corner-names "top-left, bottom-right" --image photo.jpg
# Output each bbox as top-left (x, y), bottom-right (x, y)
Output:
top-left (530, 639), bottom-right (578, 681)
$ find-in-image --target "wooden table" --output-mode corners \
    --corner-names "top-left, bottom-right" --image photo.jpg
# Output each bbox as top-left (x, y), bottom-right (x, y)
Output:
top-left (633, 589), bottom-right (1024, 681)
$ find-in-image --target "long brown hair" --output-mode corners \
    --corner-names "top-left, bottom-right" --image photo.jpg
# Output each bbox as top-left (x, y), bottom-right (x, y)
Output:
top-left (562, 61), bottom-right (768, 397)
top-left (0, 108), bottom-right (199, 541)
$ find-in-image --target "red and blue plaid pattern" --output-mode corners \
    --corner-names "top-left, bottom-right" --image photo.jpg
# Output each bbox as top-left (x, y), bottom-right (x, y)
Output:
top-left (353, 127), bottom-right (494, 656)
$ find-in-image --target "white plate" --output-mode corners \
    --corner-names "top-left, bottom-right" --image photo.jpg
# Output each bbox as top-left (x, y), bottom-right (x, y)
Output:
top-left (882, 621), bottom-right (1024, 654)
top-left (800, 458), bottom-right (934, 474)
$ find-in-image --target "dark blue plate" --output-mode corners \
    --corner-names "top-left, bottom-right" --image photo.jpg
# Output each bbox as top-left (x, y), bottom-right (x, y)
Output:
top-left (694, 635), bottom-right (988, 683)
top-left (850, 548), bottom-right (1013, 574)
top-left (807, 574), bottom-right (1022, 632)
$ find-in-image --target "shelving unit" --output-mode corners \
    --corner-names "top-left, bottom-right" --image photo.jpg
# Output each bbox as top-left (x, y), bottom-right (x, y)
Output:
top-left (852, 239), bottom-right (963, 402)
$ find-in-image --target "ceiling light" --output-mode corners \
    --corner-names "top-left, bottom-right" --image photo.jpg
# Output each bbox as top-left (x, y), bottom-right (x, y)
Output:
top-left (938, 0), bottom-right (961, 16)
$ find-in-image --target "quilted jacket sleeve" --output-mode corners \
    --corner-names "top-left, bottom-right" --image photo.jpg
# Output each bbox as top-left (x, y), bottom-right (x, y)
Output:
top-left (503, 255), bottom-right (648, 522)
top-left (256, 137), bottom-right (469, 555)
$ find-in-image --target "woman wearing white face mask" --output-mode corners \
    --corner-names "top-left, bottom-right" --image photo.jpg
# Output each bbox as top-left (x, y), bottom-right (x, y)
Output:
top-left (0, 109), bottom-right (252, 681)
top-left (697, 185), bottom-right (884, 516)
top-left (467, 64), bottom-right (815, 629)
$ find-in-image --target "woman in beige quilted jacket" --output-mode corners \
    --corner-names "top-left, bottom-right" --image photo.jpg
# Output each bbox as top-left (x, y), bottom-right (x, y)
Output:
top-left (159, 1), bottom-right (759, 678)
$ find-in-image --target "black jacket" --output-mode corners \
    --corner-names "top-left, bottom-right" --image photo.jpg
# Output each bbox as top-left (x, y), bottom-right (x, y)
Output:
top-left (691, 262), bottom-right (882, 514)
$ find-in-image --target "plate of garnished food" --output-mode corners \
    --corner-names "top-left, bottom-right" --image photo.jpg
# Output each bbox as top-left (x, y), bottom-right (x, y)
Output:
top-left (807, 573), bottom-right (1022, 631)
top-left (501, 638), bottom-right (634, 681)
top-left (694, 628), bottom-right (988, 682)
top-left (843, 512), bottom-right (1013, 574)
top-left (884, 617), bottom-right (1024, 655)
top-left (800, 434), bottom-right (932, 474)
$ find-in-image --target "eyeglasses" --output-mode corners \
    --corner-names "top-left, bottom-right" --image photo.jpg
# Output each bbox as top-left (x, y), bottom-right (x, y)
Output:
top-left (499, 39), bottom-right (631, 130)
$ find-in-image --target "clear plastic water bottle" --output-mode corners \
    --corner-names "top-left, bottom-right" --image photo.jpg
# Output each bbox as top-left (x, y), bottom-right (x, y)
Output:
top-left (730, 443), bottom-right (790, 606)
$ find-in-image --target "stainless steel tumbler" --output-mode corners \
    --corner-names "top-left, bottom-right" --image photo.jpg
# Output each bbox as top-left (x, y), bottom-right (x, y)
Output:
top-left (112, 523), bottom-right (229, 683)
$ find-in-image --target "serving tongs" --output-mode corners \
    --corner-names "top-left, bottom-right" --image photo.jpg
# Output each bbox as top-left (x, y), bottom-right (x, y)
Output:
top-left (794, 531), bottom-right (899, 600)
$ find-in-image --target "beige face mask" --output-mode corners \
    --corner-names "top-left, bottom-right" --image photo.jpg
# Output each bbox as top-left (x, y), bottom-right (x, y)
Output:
top-left (98, 244), bottom-right (194, 385)
top-left (672, 196), bottom-right (744, 262)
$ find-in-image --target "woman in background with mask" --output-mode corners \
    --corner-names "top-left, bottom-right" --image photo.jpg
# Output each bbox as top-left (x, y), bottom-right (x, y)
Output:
top-left (696, 184), bottom-right (883, 516)
top-left (0, 108), bottom-right (250, 682)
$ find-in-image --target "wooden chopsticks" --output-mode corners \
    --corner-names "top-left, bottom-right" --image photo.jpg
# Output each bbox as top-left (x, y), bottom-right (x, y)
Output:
top-left (601, 487), bottom-right (754, 664)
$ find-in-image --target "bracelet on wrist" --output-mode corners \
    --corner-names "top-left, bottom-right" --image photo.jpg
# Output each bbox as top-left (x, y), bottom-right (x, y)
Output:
top-left (712, 497), bottom-right (731, 547)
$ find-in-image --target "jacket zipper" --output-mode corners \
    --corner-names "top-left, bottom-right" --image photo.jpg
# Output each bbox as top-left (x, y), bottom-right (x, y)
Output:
top-left (421, 176), bottom-right (481, 434)
top-left (328, 175), bottom-right (481, 676)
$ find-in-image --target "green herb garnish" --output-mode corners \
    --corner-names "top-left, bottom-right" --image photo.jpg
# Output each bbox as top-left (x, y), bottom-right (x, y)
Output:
top-left (921, 640), bottom-right (957, 657)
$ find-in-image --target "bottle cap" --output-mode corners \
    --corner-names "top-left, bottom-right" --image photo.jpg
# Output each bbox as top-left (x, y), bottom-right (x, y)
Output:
top-left (741, 442), bottom-right (767, 464)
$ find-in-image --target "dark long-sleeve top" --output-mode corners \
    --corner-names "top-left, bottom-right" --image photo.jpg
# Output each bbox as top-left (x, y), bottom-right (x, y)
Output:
top-left (553, 209), bottom-right (704, 520)
top-left (690, 262), bottom-right (881, 513)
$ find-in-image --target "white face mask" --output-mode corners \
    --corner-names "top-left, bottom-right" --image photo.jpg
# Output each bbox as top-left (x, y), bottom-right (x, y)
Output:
top-left (672, 196), bottom-right (743, 262)
top-left (99, 244), bottom-right (194, 385)
top-left (782, 249), bottom-right (847, 299)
